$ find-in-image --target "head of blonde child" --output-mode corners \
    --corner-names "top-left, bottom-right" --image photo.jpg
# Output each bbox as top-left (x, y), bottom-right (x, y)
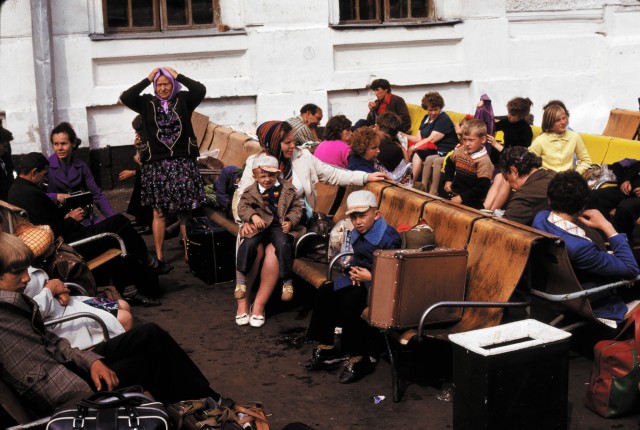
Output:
top-left (345, 190), bottom-right (380, 235)
top-left (251, 155), bottom-right (280, 189)
top-left (460, 119), bottom-right (487, 155)
top-left (252, 167), bottom-right (278, 189)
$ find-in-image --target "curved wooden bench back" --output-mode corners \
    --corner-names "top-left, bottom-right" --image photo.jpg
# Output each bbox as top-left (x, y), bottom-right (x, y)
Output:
top-left (421, 200), bottom-right (483, 249)
top-left (199, 122), bottom-right (219, 152)
top-left (313, 183), bottom-right (341, 215)
top-left (602, 108), bottom-right (640, 140)
top-left (526, 230), bottom-right (594, 320)
top-left (376, 185), bottom-right (430, 228)
top-left (447, 218), bottom-right (542, 333)
top-left (191, 111), bottom-right (210, 148)
top-left (210, 125), bottom-right (234, 159)
top-left (222, 131), bottom-right (253, 168)
top-left (331, 185), bottom-right (363, 224)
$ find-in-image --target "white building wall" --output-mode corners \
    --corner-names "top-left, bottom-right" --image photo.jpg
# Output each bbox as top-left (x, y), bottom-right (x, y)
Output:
top-left (1, 0), bottom-right (639, 153)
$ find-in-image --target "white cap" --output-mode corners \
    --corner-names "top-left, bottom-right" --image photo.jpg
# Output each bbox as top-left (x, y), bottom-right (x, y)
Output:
top-left (345, 190), bottom-right (378, 215)
top-left (252, 155), bottom-right (280, 173)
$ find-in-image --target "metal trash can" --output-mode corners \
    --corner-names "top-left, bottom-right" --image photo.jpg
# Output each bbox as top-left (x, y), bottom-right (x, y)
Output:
top-left (448, 319), bottom-right (571, 430)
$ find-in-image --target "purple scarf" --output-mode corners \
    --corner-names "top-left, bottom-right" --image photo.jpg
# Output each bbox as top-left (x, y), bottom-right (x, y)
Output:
top-left (153, 68), bottom-right (182, 113)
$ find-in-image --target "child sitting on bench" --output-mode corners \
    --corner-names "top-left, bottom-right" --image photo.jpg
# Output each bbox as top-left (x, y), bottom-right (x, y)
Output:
top-left (442, 119), bottom-right (493, 209)
top-left (305, 190), bottom-right (401, 384)
top-left (234, 156), bottom-right (305, 326)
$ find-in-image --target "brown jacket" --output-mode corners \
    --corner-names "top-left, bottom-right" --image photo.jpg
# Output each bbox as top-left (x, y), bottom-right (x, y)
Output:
top-left (366, 93), bottom-right (411, 133)
top-left (237, 179), bottom-right (306, 241)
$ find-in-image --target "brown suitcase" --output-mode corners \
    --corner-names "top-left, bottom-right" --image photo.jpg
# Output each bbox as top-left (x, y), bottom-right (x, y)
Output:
top-left (366, 247), bottom-right (468, 329)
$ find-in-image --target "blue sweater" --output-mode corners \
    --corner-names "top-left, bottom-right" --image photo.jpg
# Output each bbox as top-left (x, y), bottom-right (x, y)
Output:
top-left (533, 211), bottom-right (639, 283)
top-left (334, 217), bottom-right (401, 290)
top-left (347, 155), bottom-right (377, 174)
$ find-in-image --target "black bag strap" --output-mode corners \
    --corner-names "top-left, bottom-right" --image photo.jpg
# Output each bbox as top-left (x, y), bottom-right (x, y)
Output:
top-left (78, 391), bottom-right (144, 410)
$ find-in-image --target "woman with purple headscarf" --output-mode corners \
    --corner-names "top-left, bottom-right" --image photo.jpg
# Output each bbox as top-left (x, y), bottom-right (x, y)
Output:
top-left (120, 67), bottom-right (207, 265)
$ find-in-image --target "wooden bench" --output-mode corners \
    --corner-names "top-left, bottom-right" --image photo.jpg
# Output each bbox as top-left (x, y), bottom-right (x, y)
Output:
top-left (602, 108), bottom-right (640, 140)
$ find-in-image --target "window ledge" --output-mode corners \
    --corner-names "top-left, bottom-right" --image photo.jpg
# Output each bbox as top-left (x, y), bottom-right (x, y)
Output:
top-left (90, 27), bottom-right (246, 41)
top-left (330, 19), bottom-right (462, 30)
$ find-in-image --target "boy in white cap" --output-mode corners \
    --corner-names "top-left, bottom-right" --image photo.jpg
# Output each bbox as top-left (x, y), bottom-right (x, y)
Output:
top-left (306, 190), bottom-right (401, 383)
top-left (235, 155), bottom-right (305, 326)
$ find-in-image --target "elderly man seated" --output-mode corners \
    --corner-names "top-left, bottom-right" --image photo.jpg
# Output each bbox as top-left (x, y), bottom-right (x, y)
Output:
top-left (0, 232), bottom-right (223, 418)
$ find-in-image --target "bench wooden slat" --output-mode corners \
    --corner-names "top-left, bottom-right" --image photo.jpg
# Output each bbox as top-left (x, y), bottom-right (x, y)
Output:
top-left (87, 248), bottom-right (122, 271)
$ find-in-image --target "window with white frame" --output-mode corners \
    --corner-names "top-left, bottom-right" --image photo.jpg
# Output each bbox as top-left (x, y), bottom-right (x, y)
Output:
top-left (338, 0), bottom-right (435, 24)
top-left (103, 0), bottom-right (220, 33)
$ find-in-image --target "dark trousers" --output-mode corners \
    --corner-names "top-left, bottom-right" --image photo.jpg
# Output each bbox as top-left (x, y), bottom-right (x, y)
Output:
top-left (237, 224), bottom-right (293, 279)
top-left (90, 323), bottom-right (220, 404)
top-left (62, 214), bottom-right (157, 295)
top-left (126, 171), bottom-right (153, 227)
top-left (307, 282), bottom-right (380, 357)
top-left (590, 187), bottom-right (640, 237)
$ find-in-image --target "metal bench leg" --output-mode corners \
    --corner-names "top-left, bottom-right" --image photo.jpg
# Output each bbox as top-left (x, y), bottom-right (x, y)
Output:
top-left (383, 331), bottom-right (401, 402)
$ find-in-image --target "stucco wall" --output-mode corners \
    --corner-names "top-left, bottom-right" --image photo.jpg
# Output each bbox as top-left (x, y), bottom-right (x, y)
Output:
top-left (1, 0), bottom-right (639, 154)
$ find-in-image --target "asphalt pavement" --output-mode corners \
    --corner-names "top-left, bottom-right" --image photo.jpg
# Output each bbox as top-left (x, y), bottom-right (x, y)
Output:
top-left (108, 188), bottom-right (639, 430)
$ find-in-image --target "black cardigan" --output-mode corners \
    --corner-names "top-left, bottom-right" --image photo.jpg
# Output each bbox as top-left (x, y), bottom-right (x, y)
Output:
top-left (120, 74), bottom-right (206, 162)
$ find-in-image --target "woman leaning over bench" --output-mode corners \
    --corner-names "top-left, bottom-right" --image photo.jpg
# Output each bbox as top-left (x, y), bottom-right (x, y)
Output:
top-left (233, 120), bottom-right (389, 327)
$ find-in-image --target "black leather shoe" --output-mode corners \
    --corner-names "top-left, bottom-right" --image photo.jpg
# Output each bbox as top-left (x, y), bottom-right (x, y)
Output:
top-left (134, 225), bottom-right (151, 235)
top-left (304, 345), bottom-right (344, 371)
top-left (154, 260), bottom-right (174, 275)
top-left (145, 254), bottom-right (174, 275)
top-left (125, 293), bottom-right (161, 307)
top-left (338, 356), bottom-right (375, 384)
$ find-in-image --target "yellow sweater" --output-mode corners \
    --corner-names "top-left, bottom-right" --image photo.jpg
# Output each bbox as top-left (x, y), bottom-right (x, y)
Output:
top-left (529, 130), bottom-right (592, 174)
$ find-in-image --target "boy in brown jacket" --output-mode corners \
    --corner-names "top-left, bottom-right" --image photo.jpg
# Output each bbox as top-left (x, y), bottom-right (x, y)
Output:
top-left (235, 156), bottom-right (305, 315)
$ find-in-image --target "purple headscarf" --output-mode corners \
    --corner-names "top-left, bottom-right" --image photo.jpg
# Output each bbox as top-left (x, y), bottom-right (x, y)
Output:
top-left (153, 68), bottom-right (182, 113)
top-left (475, 93), bottom-right (495, 136)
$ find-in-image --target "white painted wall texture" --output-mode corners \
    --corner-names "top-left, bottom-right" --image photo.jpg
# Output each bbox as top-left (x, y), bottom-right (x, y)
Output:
top-left (1, 0), bottom-right (639, 154)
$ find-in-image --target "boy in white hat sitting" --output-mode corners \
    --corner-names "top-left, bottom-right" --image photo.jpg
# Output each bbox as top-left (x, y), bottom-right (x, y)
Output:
top-left (306, 190), bottom-right (401, 383)
top-left (235, 155), bottom-right (305, 324)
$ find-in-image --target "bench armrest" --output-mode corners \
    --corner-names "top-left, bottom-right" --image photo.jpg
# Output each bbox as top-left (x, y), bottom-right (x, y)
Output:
top-left (65, 282), bottom-right (88, 296)
top-left (416, 301), bottom-right (530, 340)
top-left (68, 232), bottom-right (128, 258)
top-left (294, 231), bottom-right (323, 258)
top-left (527, 274), bottom-right (640, 302)
top-left (44, 312), bottom-right (111, 342)
top-left (327, 251), bottom-right (354, 280)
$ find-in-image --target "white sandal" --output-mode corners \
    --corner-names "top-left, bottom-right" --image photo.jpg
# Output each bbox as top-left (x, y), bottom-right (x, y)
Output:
top-left (249, 305), bottom-right (265, 328)
top-left (235, 313), bottom-right (250, 326)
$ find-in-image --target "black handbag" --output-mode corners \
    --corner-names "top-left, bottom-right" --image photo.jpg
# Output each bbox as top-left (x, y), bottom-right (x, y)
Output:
top-left (46, 389), bottom-right (169, 430)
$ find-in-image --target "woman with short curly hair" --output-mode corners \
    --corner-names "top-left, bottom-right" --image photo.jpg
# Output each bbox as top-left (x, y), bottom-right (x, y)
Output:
top-left (347, 127), bottom-right (381, 174)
